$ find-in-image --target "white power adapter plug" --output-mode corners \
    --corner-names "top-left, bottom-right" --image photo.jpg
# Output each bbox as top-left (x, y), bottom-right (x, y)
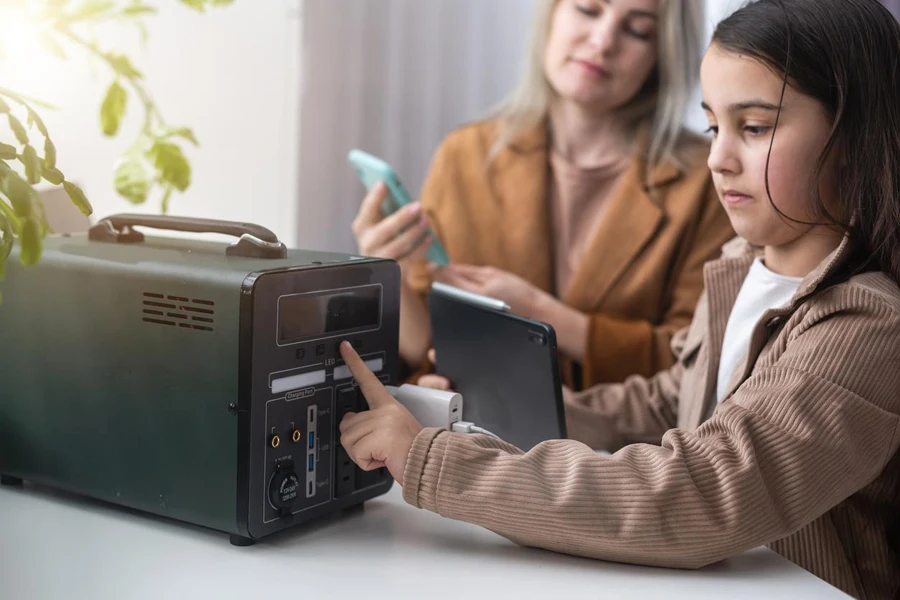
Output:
top-left (385, 384), bottom-right (463, 429)
top-left (386, 384), bottom-right (500, 438)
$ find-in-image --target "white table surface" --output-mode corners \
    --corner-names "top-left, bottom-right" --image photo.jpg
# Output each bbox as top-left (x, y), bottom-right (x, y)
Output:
top-left (0, 482), bottom-right (850, 600)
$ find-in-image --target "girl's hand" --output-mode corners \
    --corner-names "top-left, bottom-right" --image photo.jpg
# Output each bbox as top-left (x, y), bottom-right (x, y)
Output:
top-left (338, 342), bottom-right (424, 486)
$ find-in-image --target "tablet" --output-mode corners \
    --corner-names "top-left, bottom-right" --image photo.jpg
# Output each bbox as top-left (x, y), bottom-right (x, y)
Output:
top-left (428, 284), bottom-right (566, 450)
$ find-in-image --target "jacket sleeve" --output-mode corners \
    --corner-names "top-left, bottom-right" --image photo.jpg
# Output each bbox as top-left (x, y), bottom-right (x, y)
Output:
top-left (563, 321), bottom-right (692, 451)
top-left (402, 292), bottom-right (900, 569)
top-left (401, 134), bottom-right (460, 380)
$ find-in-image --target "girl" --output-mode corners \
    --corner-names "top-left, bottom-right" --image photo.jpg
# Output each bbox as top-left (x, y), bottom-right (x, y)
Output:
top-left (338, 1), bottom-right (900, 598)
top-left (351, 0), bottom-right (734, 389)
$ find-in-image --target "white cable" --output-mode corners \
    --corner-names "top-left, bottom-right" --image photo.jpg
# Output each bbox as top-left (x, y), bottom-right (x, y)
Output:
top-left (451, 421), bottom-right (499, 439)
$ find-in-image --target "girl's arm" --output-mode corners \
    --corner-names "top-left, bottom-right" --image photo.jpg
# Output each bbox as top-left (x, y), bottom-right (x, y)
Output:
top-left (403, 290), bottom-right (900, 568)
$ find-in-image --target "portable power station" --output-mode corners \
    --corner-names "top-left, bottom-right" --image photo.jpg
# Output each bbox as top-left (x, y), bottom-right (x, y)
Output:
top-left (0, 214), bottom-right (399, 545)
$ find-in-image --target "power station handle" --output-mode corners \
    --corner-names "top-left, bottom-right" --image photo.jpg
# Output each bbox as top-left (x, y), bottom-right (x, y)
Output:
top-left (88, 213), bottom-right (288, 259)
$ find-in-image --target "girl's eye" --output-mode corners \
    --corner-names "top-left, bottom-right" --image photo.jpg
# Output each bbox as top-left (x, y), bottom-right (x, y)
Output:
top-left (744, 125), bottom-right (772, 136)
top-left (576, 3), bottom-right (600, 17)
top-left (705, 125), bottom-right (719, 136)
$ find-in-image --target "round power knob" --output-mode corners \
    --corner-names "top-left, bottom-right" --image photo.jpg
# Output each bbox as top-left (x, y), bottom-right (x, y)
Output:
top-left (269, 465), bottom-right (301, 511)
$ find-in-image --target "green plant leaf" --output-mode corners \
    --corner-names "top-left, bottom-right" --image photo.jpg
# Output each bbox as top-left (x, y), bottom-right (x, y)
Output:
top-left (63, 181), bottom-right (93, 216)
top-left (0, 90), bottom-right (57, 111)
top-left (114, 155), bottom-right (149, 204)
top-left (44, 138), bottom-right (57, 170)
top-left (123, 4), bottom-right (157, 16)
top-left (0, 195), bottom-right (22, 235)
top-left (149, 141), bottom-right (191, 192)
top-left (136, 20), bottom-right (150, 45)
top-left (43, 167), bottom-right (65, 186)
top-left (160, 185), bottom-right (173, 214)
top-left (105, 53), bottom-right (143, 79)
top-left (39, 33), bottom-right (68, 60)
top-left (8, 114), bottom-right (28, 145)
top-left (34, 193), bottom-right (50, 236)
top-left (21, 145), bottom-right (43, 185)
top-left (19, 217), bottom-right (42, 266)
top-left (179, 0), bottom-right (207, 12)
top-left (2, 172), bottom-right (35, 218)
top-left (0, 204), bottom-right (13, 276)
top-left (67, 0), bottom-right (116, 22)
top-left (26, 109), bottom-right (49, 137)
top-left (0, 143), bottom-right (16, 160)
top-left (163, 127), bottom-right (199, 146)
top-left (100, 80), bottom-right (127, 136)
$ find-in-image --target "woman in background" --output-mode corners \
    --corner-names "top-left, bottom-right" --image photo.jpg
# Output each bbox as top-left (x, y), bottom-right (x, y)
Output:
top-left (352, 0), bottom-right (734, 390)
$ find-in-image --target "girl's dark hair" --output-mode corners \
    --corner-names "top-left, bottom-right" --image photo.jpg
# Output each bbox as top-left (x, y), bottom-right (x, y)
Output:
top-left (713, 0), bottom-right (900, 282)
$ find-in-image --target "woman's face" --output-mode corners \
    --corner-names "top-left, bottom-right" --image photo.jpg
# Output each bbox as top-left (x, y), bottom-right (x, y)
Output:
top-left (543, 0), bottom-right (660, 114)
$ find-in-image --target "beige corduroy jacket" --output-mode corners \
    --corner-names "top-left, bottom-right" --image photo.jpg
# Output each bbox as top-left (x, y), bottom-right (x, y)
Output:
top-left (402, 235), bottom-right (900, 600)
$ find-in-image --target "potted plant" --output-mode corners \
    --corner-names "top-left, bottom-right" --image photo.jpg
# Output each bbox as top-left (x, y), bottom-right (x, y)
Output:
top-left (0, 0), bottom-right (233, 300)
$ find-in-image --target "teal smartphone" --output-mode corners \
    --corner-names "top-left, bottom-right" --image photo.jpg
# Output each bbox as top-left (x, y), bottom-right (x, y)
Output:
top-left (348, 149), bottom-right (450, 267)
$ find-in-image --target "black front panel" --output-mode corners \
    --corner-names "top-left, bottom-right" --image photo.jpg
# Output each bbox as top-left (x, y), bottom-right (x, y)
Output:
top-left (243, 260), bottom-right (399, 540)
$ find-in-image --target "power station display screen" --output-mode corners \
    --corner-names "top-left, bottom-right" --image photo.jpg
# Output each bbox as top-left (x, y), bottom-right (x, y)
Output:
top-left (278, 285), bottom-right (381, 344)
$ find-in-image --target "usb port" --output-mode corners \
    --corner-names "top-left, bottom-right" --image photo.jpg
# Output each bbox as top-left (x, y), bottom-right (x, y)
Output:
top-left (308, 454), bottom-right (315, 472)
top-left (308, 431), bottom-right (315, 449)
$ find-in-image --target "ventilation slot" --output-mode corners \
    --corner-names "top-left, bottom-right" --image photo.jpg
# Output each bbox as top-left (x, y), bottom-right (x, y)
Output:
top-left (142, 292), bottom-right (216, 332)
top-left (143, 318), bottom-right (175, 327)
top-left (179, 323), bottom-right (214, 332)
top-left (144, 300), bottom-right (176, 309)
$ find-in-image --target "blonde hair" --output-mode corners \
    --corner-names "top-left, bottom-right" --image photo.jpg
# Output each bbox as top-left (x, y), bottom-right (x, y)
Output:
top-left (490, 0), bottom-right (706, 169)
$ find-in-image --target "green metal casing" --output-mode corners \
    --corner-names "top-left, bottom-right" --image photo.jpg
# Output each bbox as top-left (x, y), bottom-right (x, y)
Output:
top-left (0, 233), bottom-right (389, 536)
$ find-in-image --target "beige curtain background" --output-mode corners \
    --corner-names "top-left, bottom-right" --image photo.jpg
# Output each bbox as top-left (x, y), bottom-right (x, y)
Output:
top-left (294, 0), bottom-right (536, 253)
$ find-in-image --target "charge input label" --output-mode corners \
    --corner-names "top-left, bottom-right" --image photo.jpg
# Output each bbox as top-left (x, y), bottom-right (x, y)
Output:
top-left (286, 388), bottom-right (316, 401)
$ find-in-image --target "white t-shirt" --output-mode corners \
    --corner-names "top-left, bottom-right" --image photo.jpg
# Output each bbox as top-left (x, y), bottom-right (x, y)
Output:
top-left (716, 258), bottom-right (803, 402)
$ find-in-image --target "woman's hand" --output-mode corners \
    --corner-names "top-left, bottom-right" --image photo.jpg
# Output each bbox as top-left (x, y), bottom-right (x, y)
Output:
top-left (431, 263), bottom-right (546, 318)
top-left (432, 264), bottom-right (590, 361)
top-left (338, 342), bottom-right (423, 486)
top-left (352, 182), bottom-right (432, 271)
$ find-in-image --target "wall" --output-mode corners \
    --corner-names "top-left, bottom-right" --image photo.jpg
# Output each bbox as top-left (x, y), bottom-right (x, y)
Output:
top-left (1, 0), bottom-right (302, 245)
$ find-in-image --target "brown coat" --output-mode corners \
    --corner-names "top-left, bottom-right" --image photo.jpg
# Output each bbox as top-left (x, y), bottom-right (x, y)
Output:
top-left (402, 235), bottom-right (900, 599)
top-left (409, 120), bottom-right (734, 388)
